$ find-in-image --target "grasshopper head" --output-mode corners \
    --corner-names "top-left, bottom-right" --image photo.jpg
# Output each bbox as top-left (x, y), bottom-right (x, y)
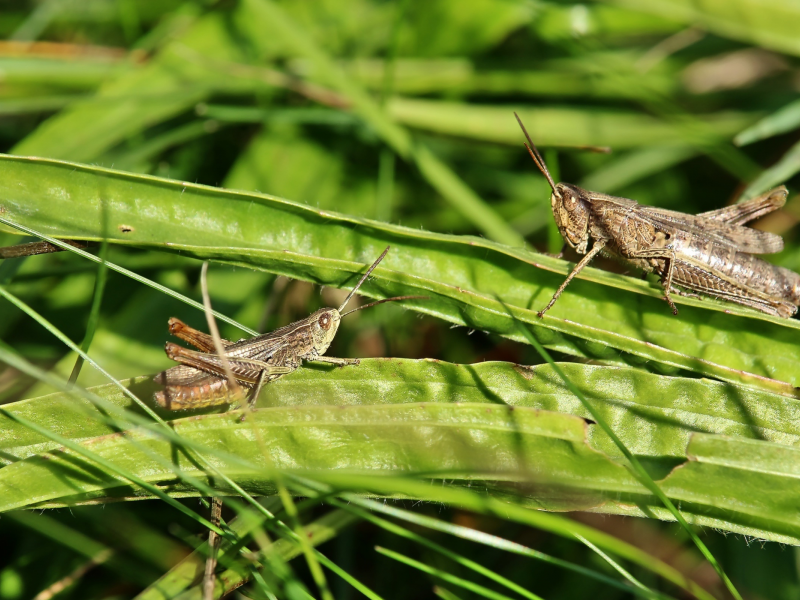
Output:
top-left (514, 113), bottom-right (592, 253)
top-left (309, 307), bottom-right (342, 356)
top-left (552, 183), bottom-right (590, 251)
top-left (309, 247), bottom-right (428, 360)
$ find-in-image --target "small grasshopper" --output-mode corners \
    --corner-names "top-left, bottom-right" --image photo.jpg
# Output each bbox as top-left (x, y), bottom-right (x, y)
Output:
top-left (515, 113), bottom-right (800, 319)
top-left (154, 247), bottom-right (422, 409)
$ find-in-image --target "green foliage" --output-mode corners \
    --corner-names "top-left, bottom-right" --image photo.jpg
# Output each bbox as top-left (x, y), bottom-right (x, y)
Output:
top-left (1, 0), bottom-right (800, 598)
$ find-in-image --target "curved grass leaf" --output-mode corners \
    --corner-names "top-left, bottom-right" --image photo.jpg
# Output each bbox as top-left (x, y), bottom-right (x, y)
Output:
top-left (0, 155), bottom-right (799, 394)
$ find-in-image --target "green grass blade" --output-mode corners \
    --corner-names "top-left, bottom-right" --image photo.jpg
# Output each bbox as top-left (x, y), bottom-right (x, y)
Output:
top-left (68, 235), bottom-right (109, 382)
top-left (314, 551), bottom-right (385, 600)
top-left (735, 98), bottom-right (800, 146)
top-left (575, 535), bottom-right (655, 597)
top-left (740, 138), bottom-right (800, 199)
top-left (434, 587), bottom-right (466, 600)
top-left (328, 499), bottom-right (545, 600)
top-left (375, 546), bottom-right (518, 600)
top-left (346, 497), bottom-right (662, 599)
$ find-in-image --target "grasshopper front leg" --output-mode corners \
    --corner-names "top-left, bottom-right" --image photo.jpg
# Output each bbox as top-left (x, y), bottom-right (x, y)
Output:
top-left (310, 356), bottom-right (361, 367)
top-left (539, 240), bottom-right (607, 317)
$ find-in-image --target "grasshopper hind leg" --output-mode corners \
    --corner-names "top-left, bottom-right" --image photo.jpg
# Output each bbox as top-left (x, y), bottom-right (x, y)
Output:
top-left (237, 369), bottom-right (270, 422)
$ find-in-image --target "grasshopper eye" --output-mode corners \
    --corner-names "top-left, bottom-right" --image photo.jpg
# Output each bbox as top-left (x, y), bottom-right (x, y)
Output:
top-left (565, 193), bottom-right (579, 209)
top-left (318, 313), bottom-right (332, 330)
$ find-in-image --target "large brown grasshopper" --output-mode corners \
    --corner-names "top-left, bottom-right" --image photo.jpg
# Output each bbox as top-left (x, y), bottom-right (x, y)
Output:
top-left (154, 247), bottom-right (421, 409)
top-left (514, 113), bottom-right (800, 319)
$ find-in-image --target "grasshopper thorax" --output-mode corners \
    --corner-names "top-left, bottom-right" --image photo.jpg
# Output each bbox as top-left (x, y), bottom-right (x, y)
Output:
top-left (552, 183), bottom-right (591, 252)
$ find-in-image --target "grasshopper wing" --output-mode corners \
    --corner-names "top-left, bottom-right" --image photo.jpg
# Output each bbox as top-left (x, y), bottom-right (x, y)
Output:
top-left (223, 319), bottom-right (306, 361)
top-left (698, 186), bottom-right (787, 225)
top-left (638, 205), bottom-right (784, 254)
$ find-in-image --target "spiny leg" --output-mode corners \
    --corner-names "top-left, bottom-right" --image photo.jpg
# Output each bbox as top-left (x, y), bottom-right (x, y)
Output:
top-left (248, 369), bottom-right (269, 410)
top-left (239, 368), bottom-right (279, 422)
top-left (624, 247), bottom-right (679, 315)
top-left (539, 240), bottom-right (607, 318)
top-left (660, 255), bottom-right (678, 315)
top-left (165, 343), bottom-right (292, 386)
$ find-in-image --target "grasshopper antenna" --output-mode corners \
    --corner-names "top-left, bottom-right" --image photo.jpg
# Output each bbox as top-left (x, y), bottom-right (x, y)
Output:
top-left (514, 112), bottom-right (556, 192)
top-left (337, 246), bottom-right (427, 315)
top-left (338, 246), bottom-right (390, 312)
top-left (341, 295), bottom-right (427, 318)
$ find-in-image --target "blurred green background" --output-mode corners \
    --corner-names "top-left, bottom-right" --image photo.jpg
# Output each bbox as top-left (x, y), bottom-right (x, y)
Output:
top-left (1, 0), bottom-right (800, 598)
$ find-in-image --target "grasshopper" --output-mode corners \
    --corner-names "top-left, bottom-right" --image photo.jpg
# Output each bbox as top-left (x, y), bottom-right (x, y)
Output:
top-left (154, 247), bottom-right (422, 409)
top-left (514, 113), bottom-right (800, 319)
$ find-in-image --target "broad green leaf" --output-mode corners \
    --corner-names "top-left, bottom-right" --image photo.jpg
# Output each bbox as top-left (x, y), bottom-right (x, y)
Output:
top-left (0, 402), bottom-right (634, 510)
top-left (602, 0), bottom-right (800, 57)
top-left (3, 364), bottom-right (800, 543)
top-left (3, 360), bottom-right (797, 466)
top-left (612, 433), bottom-right (800, 545)
top-left (0, 386), bottom-right (800, 543)
top-left (1, 155), bottom-right (799, 394)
